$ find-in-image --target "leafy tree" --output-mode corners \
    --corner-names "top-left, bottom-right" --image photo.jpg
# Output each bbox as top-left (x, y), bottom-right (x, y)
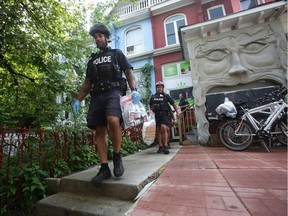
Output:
top-left (0, 0), bottom-right (94, 128)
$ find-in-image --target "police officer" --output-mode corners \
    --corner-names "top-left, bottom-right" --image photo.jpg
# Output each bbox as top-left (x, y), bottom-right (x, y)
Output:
top-left (73, 22), bottom-right (141, 184)
top-left (149, 81), bottom-right (179, 154)
top-left (179, 93), bottom-right (189, 116)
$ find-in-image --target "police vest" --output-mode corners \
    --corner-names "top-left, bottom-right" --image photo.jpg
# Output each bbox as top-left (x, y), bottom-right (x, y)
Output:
top-left (151, 93), bottom-right (169, 112)
top-left (87, 49), bottom-right (122, 83)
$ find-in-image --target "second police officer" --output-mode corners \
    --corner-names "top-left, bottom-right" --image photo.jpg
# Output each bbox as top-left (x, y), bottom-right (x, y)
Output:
top-left (149, 81), bottom-right (179, 154)
top-left (73, 22), bottom-right (141, 184)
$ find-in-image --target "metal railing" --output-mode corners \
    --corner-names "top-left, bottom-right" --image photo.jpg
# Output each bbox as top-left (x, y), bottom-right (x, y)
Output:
top-left (114, 0), bottom-right (167, 17)
top-left (177, 105), bottom-right (197, 145)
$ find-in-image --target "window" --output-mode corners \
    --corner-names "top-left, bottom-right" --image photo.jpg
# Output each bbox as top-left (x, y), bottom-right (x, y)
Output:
top-left (125, 27), bottom-right (143, 55)
top-left (207, 5), bottom-right (226, 20)
top-left (240, 0), bottom-right (261, 10)
top-left (161, 61), bottom-right (193, 96)
top-left (165, 14), bottom-right (186, 46)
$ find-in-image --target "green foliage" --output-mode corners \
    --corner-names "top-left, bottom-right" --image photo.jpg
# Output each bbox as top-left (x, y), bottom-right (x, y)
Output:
top-left (0, 168), bottom-right (19, 214)
top-left (50, 159), bottom-right (71, 178)
top-left (19, 165), bottom-right (49, 212)
top-left (139, 63), bottom-right (153, 107)
top-left (0, 127), bottom-right (148, 214)
top-left (0, 164), bottom-right (48, 214)
top-left (68, 145), bottom-right (99, 173)
top-left (0, 0), bottom-right (93, 128)
top-left (120, 136), bottom-right (148, 156)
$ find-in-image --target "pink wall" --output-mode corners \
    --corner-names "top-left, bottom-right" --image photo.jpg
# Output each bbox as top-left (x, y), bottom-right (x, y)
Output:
top-left (153, 4), bottom-right (200, 49)
top-left (152, 4), bottom-right (201, 81)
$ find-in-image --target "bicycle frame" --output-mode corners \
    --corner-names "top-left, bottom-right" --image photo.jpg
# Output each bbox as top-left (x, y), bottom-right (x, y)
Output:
top-left (236, 100), bottom-right (287, 137)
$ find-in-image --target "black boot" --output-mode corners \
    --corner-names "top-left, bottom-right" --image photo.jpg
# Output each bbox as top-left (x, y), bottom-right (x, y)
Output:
top-left (163, 146), bottom-right (169, 154)
top-left (91, 164), bottom-right (111, 184)
top-left (113, 153), bottom-right (124, 177)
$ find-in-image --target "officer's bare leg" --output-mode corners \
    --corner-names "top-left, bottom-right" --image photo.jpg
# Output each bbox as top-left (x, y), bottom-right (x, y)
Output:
top-left (156, 126), bottom-right (165, 153)
top-left (107, 116), bottom-right (124, 177)
top-left (156, 126), bottom-right (162, 146)
top-left (160, 124), bottom-right (170, 154)
top-left (95, 125), bottom-right (109, 163)
top-left (107, 116), bottom-right (122, 152)
top-left (160, 124), bottom-right (169, 146)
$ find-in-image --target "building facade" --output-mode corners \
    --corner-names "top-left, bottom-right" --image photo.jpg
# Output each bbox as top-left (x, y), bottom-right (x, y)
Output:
top-left (111, 0), bottom-right (287, 143)
top-left (112, 0), bottom-right (279, 96)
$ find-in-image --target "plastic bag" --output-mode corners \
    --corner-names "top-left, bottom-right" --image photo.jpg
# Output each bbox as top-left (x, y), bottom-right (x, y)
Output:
top-left (142, 114), bottom-right (156, 145)
top-left (215, 97), bottom-right (237, 118)
top-left (120, 94), bottom-right (148, 129)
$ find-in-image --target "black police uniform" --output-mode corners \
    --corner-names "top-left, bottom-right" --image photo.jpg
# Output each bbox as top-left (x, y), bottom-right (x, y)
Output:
top-left (179, 98), bottom-right (189, 117)
top-left (86, 47), bottom-right (133, 129)
top-left (149, 93), bottom-right (175, 127)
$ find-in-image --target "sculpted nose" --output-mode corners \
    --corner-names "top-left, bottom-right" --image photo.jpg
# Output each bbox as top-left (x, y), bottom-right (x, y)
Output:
top-left (228, 51), bottom-right (247, 75)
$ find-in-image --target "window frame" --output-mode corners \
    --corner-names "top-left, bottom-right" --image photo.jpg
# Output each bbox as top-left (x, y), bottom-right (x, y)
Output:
top-left (164, 14), bottom-right (187, 46)
top-left (207, 4), bottom-right (226, 20)
top-left (240, 0), bottom-right (264, 10)
top-left (125, 26), bottom-right (144, 56)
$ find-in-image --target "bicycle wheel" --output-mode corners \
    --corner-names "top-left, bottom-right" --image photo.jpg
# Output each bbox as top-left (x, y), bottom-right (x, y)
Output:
top-left (217, 120), bottom-right (254, 151)
top-left (271, 119), bottom-right (287, 145)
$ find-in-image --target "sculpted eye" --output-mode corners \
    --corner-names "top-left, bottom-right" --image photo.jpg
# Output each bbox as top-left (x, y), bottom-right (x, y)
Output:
top-left (205, 49), bottom-right (228, 61)
top-left (242, 41), bottom-right (268, 53)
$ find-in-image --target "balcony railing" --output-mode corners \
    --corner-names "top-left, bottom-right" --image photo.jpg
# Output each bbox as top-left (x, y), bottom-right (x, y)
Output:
top-left (114, 0), bottom-right (167, 17)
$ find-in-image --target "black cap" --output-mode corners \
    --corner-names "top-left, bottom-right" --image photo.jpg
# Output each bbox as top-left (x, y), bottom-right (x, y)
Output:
top-left (89, 22), bottom-right (110, 38)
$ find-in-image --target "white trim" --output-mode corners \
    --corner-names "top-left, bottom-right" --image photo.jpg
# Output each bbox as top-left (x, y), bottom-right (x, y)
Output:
top-left (207, 4), bottom-right (226, 20)
top-left (124, 26), bottom-right (144, 56)
top-left (164, 13), bottom-right (187, 46)
top-left (240, 0), bottom-right (265, 10)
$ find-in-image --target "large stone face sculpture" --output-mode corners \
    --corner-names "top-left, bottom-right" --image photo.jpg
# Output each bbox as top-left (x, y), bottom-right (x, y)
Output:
top-left (187, 20), bottom-right (287, 143)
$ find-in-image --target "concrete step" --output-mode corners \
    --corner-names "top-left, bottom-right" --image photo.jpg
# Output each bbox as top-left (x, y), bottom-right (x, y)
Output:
top-left (35, 142), bottom-right (181, 216)
top-left (35, 192), bottom-right (132, 216)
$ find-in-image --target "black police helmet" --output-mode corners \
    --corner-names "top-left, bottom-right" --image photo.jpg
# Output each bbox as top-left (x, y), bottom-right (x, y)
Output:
top-left (89, 22), bottom-right (110, 38)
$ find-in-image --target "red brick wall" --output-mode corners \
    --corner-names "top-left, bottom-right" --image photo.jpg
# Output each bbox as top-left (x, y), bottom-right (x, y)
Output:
top-left (152, 3), bottom-right (201, 82)
top-left (152, 4), bottom-right (199, 49)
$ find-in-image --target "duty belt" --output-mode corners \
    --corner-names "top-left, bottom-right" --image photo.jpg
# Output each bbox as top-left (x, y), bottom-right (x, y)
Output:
top-left (93, 81), bottom-right (121, 94)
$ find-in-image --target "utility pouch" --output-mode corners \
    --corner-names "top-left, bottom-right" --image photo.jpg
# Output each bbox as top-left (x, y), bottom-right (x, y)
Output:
top-left (121, 78), bottom-right (128, 96)
top-left (93, 80), bottom-right (122, 95)
top-left (93, 81), bottom-right (111, 94)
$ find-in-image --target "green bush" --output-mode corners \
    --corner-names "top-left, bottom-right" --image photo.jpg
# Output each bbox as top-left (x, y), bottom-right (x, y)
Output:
top-left (0, 129), bottom-right (148, 215)
top-left (20, 165), bottom-right (48, 213)
top-left (68, 145), bottom-right (99, 172)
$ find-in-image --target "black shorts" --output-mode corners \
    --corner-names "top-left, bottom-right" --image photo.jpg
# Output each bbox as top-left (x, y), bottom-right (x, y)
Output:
top-left (155, 111), bottom-right (171, 127)
top-left (87, 89), bottom-right (122, 129)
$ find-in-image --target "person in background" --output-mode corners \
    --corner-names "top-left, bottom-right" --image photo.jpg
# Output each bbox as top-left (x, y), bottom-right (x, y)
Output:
top-left (178, 93), bottom-right (189, 116)
top-left (178, 93), bottom-right (190, 139)
top-left (149, 81), bottom-right (179, 154)
top-left (167, 104), bottom-right (176, 149)
top-left (72, 22), bottom-right (141, 184)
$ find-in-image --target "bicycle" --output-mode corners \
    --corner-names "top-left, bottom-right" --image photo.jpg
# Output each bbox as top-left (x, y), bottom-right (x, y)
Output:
top-left (217, 87), bottom-right (287, 151)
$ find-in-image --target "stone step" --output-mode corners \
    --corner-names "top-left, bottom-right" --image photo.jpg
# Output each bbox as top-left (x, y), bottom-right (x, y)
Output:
top-left (35, 142), bottom-right (181, 216)
top-left (35, 192), bottom-right (133, 216)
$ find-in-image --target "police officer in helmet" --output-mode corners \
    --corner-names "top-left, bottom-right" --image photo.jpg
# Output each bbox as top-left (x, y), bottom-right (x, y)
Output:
top-left (149, 81), bottom-right (179, 154)
top-left (73, 22), bottom-right (141, 184)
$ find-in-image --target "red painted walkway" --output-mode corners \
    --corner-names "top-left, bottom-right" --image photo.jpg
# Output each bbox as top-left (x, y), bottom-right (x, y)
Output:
top-left (126, 145), bottom-right (287, 216)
